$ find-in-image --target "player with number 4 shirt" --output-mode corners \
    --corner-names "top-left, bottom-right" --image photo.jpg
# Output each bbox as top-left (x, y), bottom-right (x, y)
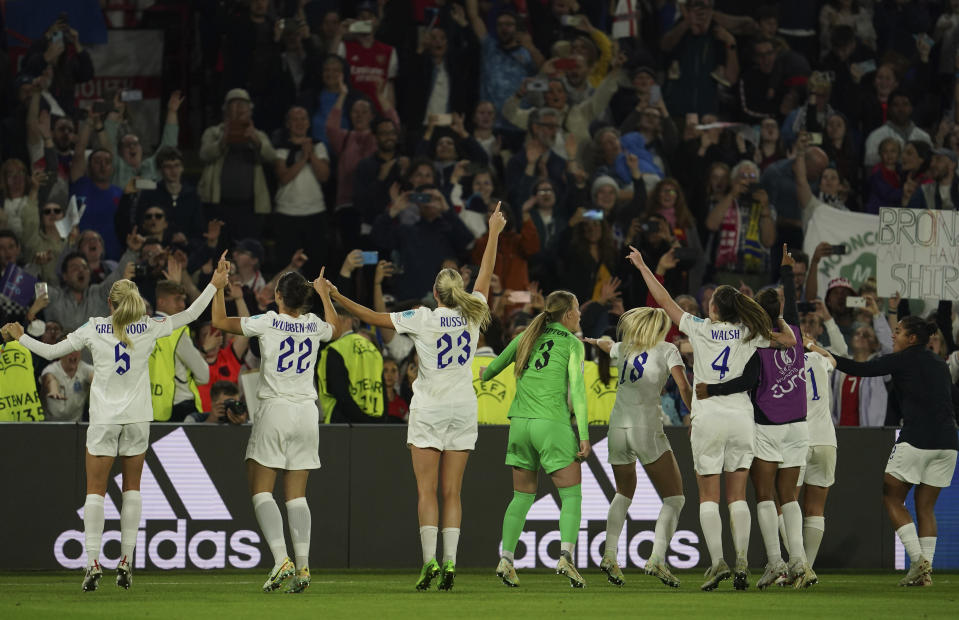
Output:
top-left (323, 202), bottom-right (507, 592)
top-left (627, 245), bottom-right (796, 592)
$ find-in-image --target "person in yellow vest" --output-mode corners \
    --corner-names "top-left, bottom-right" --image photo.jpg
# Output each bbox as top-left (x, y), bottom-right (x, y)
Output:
top-left (318, 303), bottom-right (384, 423)
top-left (0, 336), bottom-right (44, 421)
top-left (472, 332), bottom-right (515, 425)
top-left (584, 335), bottom-right (619, 425)
top-left (149, 280), bottom-right (209, 422)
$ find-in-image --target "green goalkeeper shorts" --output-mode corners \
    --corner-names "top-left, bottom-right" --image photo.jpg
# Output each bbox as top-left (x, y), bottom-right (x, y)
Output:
top-left (505, 417), bottom-right (578, 474)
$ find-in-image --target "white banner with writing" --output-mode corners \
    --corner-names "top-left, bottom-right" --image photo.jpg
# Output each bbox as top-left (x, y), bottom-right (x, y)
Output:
top-left (877, 207), bottom-right (959, 299)
top-left (803, 204), bottom-right (880, 297)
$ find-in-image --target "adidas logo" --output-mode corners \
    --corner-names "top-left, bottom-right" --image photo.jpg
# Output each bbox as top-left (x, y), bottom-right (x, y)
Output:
top-left (508, 437), bottom-right (701, 570)
top-left (54, 428), bottom-right (262, 570)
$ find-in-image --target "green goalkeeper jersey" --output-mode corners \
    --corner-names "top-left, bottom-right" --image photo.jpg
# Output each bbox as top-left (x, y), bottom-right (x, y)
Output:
top-left (482, 322), bottom-right (588, 440)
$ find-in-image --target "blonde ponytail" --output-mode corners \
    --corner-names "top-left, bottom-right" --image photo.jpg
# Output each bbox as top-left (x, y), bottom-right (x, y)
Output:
top-left (617, 307), bottom-right (671, 353)
top-left (434, 268), bottom-right (491, 330)
top-left (514, 290), bottom-right (577, 378)
top-left (109, 279), bottom-right (146, 348)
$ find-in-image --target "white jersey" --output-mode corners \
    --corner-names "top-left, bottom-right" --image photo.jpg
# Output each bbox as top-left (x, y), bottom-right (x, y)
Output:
top-left (241, 311), bottom-right (334, 403)
top-left (608, 340), bottom-right (683, 429)
top-left (390, 292), bottom-right (486, 410)
top-left (679, 312), bottom-right (770, 419)
top-left (804, 351), bottom-right (837, 447)
top-left (63, 315), bottom-right (176, 424)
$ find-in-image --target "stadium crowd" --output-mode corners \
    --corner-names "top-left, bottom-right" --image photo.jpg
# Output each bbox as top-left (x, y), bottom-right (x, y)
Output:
top-left (3, 0), bottom-right (959, 429)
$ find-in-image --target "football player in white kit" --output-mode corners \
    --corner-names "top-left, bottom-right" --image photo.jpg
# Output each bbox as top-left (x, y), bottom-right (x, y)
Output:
top-left (800, 337), bottom-right (838, 574)
top-left (323, 203), bottom-right (506, 591)
top-left (626, 246), bottom-right (796, 591)
top-left (2, 257), bottom-right (228, 592)
top-left (210, 260), bottom-right (340, 594)
top-left (584, 307), bottom-right (692, 588)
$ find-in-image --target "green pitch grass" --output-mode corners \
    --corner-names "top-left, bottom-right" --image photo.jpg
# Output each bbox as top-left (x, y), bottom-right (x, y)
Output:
top-left (0, 570), bottom-right (956, 619)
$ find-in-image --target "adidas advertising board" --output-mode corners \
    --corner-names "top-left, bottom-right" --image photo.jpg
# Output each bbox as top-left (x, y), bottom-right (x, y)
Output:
top-left (55, 429), bottom-right (261, 570)
top-left (2, 424), bottom-right (953, 569)
top-left (507, 437), bottom-right (700, 570)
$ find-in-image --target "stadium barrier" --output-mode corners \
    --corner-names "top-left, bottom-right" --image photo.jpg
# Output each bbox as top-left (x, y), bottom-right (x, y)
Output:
top-left (2, 424), bottom-right (956, 571)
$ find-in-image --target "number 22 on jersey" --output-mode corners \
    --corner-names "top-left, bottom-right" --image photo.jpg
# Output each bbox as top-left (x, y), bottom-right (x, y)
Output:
top-left (277, 336), bottom-right (313, 373)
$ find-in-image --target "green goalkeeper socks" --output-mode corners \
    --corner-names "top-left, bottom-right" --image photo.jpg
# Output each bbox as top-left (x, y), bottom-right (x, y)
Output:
top-left (501, 491), bottom-right (536, 554)
top-left (558, 484), bottom-right (582, 544)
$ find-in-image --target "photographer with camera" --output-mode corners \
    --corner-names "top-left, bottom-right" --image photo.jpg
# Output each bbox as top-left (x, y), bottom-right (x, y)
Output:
top-left (705, 160), bottom-right (776, 292)
top-left (185, 380), bottom-right (248, 424)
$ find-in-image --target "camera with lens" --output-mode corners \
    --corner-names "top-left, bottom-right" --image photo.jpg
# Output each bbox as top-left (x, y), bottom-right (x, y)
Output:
top-left (639, 220), bottom-right (660, 234)
top-left (221, 399), bottom-right (247, 423)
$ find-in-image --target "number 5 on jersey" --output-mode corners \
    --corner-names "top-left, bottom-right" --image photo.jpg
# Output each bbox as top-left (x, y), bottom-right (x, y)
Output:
top-left (114, 343), bottom-right (130, 375)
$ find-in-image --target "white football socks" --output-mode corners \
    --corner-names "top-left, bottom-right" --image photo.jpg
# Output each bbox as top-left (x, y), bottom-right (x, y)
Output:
top-left (285, 497), bottom-right (311, 570)
top-left (699, 501), bottom-right (724, 568)
top-left (895, 523), bottom-right (922, 563)
top-left (919, 536), bottom-right (936, 566)
top-left (778, 512), bottom-right (790, 555)
top-left (83, 494), bottom-right (105, 567)
top-left (728, 500), bottom-right (751, 562)
top-left (803, 516), bottom-right (825, 567)
top-left (419, 525), bottom-right (438, 564)
top-left (756, 500), bottom-right (782, 564)
top-left (781, 501), bottom-right (807, 563)
top-left (252, 492), bottom-right (288, 569)
top-left (605, 493), bottom-right (632, 561)
top-left (651, 495), bottom-right (684, 561)
top-left (442, 528), bottom-right (460, 565)
top-left (119, 490), bottom-right (142, 565)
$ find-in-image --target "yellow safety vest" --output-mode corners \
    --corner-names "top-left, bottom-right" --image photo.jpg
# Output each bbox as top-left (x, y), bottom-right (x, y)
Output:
top-left (0, 341), bottom-right (44, 421)
top-left (148, 325), bottom-right (203, 421)
top-left (583, 360), bottom-right (617, 425)
top-left (472, 355), bottom-right (515, 425)
top-left (318, 333), bottom-right (384, 423)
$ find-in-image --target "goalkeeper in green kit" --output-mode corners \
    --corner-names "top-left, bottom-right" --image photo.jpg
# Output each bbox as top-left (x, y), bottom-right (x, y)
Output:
top-left (482, 291), bottom-right (591, 588)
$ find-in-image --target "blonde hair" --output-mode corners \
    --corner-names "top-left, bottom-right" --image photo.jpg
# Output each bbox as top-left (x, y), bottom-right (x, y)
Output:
top-left (109, 279), bottom-right (146, 348)
top-left (617, 307), bottom-right (671, 353)
top-left (514, 290), bottom-right (577, 378)
top-left (434, 268), bottom-right (490, 330)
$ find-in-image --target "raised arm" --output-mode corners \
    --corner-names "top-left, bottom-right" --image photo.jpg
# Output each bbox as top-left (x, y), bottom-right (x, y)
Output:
top-left (482, 334), bottom-right (520, 381)
top-left (780, 246), bottom-right (799, 326)
top-left (473, 202), bottom-right (507, 299)
top-left (329, 289), bottom-right (394, 329)
top-left (465, 0), bottom-right (487, 41)
top-left (626, 245), bottom-right (684, 326)
top-left (793, 132), bottom-right (814, 208)
top-left (567, 340), bottom-right (591, 459)
top-left (5, 320), bottom-right (82, 360)
top-left (210, 252), bottom-right (243, 335)
top-left (312, 267), bottom-right (342, 340)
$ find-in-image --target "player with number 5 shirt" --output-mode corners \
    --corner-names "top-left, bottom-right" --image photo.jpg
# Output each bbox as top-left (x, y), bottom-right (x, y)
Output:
top-left (212, 260), bottom-right (340, 594)
top-left (627, 245), bottom-right (796, 592)
top-left (1, 255), bottom-right (228, 593)
top-left (325, 203), bottom-right (506, 592)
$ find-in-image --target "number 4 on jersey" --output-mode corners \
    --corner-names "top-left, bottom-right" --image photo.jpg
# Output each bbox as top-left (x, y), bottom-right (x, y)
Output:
top-left (711, 346), bottom-right (730, 380)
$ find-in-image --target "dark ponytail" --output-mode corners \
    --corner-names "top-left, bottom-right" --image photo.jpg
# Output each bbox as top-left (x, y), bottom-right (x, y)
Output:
top-left (276, 271), bottom-right (314, 312)
top-left (712, 284), bottom-right (772, 342)
top-left (899, 316), bottom-right (936, 347)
